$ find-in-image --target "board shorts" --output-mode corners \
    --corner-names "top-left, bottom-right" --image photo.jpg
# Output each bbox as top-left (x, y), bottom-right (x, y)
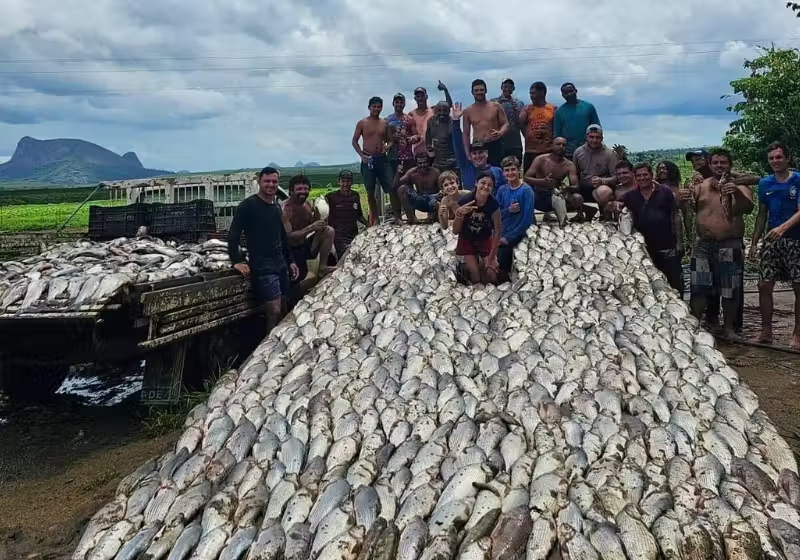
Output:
top-left (579, 184), bottom-right (598, 203)
top-left (406, 188), bottom-right (440, 213)
top-left (501, 145), bottom-right (523, 166)
top-left (690, 237), bottom-right (744, 301)
top-left (361, 155), bottom-right (395, 195)
top-left (456, 236), bottom-right (492, 257)
top-left (760, 237), bottom-right (800, 283)
top-left (290, 235), bottom-right (319, 284)
top-left (253, 270), bottom-right (290, 303)
top-left (534, 192), bottom-right (554, 212)
top-left (484, 139), bottom-right (504, 168)
top-left (650, 248), bottom-right (684, 296)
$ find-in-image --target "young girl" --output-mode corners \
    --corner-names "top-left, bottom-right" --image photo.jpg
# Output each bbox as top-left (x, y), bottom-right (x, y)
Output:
top-left (452, 171), bottom-right (502, 284)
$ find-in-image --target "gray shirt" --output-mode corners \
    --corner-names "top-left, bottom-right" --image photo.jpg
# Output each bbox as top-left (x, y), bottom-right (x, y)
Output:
top-left (492, 95), bottom-right (526, 150)
top-left (573, 144), bottom-right (618, 189)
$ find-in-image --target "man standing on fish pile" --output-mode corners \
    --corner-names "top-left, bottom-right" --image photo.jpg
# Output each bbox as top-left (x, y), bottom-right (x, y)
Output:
top-left (425, 100), bottom-right (458, 174)
top-left (384, 93), bottom-right (417, 180)
top-left (525, 136), bottom-right (582, 226)
top-left (609, 162), bottom-right (684, 294)
top-left (451, 102), bottom-right (506, 192)
top-left (573, 124), bottom-right (618, 222)
top-left (395, 151), bottom-right (442, 224)
top-left (748, 142), bottom-right (800, 350)
top-left (520, 81), bottom-right (557, 175)
top-left (325, 169), bottom-right (367, 260)
top-left (491, 78), bottom-right (526, 164)
top-left (453, 171), bottom-right (502, 284)
top-left (461, 79), bottom-right (509, 168)
top-left (228, 166), bottom-right (300, 333)
top-left (681, 147), bottom-right (755, 341)
top-left (352, 96), bottom-right (402, 225)
top-left (554, 82), bottom-right (601, 158)
top-left (282, 174), bottom-right (336, 287)
top-left (495, 156), bottom-right (534, 279)
top-left (682, 148), bottom-right (759, 334)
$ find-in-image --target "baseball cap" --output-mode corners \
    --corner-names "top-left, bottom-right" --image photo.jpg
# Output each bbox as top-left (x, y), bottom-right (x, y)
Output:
top-left (393, 93), bottom-right (405, 100)
top-left (586, 124), bottom-right (603, 134)
top-left (685, 149), bottom-right (708, 161)
top-left (414, 87), bottom-right (427, 95)
top-left (338, 169), bottom-right (354, 179)
top-left (470, 141), bottom-right (488, 152)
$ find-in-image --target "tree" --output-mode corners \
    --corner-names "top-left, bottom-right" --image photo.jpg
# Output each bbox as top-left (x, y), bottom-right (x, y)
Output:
top-left (788, 2), bottom-right (800, 16)
top-left (722, 46), bottom-right (800, 173)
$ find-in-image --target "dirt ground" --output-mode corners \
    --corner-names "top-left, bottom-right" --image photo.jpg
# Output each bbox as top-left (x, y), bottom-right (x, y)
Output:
top-left (0, 293), bottom-right (797, 560)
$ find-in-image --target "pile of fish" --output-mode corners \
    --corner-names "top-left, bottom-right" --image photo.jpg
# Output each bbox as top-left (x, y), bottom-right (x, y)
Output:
top-left (0, 237), bottom-right (234, 313)
top-left (74, 223), bottom-right (800, 560)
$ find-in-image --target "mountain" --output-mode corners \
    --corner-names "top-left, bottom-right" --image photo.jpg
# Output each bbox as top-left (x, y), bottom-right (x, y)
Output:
top-left (294, 161), bottom-right (321, 168)
top-left (0, 137), bottom-right (172, 185)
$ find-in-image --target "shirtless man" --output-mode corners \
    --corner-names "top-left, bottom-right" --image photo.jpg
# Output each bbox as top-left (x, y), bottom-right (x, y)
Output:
top-left (680, 148), bottom-right (754, 340)
top-left (462, 79), bottom-right (509, 168)
top-left (282, 174), bottom-right (336, 286)
top-left (524, 137), bottom-right (583, 226)
top-left (395, 151), bottom-right (442, 224)
top-left (352, 96), bottom-right (402, 225)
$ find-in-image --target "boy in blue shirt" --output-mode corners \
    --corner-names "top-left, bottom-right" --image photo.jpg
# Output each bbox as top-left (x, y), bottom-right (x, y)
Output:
top-left (748, 142), bottom-right (800, 349)
top-left (495, 156), bottom-right (534, 277)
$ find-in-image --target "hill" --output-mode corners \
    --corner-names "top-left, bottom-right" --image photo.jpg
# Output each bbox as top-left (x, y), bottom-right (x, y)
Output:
top-left (0, 137), bottom-right (172, 186)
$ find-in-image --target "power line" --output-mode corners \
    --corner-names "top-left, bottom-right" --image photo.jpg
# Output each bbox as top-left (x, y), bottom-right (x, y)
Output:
top-left (0, 48), bottom-right (762, 76)
top-left (0, 37), bottom-right (793, 64)
top-left (0, 67), bottom-right (750, 97)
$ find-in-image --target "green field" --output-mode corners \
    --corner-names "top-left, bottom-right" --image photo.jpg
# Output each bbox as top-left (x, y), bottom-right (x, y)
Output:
top-left (0, 186), bottom-right (369, 233)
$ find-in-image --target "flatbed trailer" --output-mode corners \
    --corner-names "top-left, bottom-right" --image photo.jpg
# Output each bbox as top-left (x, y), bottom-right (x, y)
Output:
top-left (0, 270), bottom-right (265, 404)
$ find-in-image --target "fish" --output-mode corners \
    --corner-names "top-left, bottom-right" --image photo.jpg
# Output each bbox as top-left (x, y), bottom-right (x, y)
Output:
top-left (71, 223), bottom-right (800, 559)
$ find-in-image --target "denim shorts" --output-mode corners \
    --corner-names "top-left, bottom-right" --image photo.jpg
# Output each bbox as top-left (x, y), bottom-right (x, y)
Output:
top-left (253, 270), bottom-right (290, 303)
top-left (407, 189), bottom-right (439, 213)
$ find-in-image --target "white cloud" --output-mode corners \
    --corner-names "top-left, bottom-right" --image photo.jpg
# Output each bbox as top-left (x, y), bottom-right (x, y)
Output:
top-left (0, 0), bottom-right (797, 171)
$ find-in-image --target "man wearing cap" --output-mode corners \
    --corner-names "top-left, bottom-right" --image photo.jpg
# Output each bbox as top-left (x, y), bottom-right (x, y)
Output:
top-left (680, 148), bottom-right (759, 333)
top-left (409, 87), bottom-right (434, 157)
top-left (462, 79), bottom-right (509, 168)
top-left (554, 83), bottom-right (601, 158)
top-left (451, 102), bottom-right (506, 192)
top-left (385, 93), bottom-right (417, 179)
top-left (520, 82), bottom-right (557, 175)
top-left (325, 169), bottom-right (366, 259)
top-left (573, 124), bottom-right (617, 221)
top-left (492, 79), bottom-right (526, 164)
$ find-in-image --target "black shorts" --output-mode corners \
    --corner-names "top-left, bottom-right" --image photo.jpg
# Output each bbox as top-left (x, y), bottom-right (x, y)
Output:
top-left (290, 235), bottom-right (319, 283)
top-left (484, 139), bottom-right (504, 168)
top-left (579, 184), bottom-right (596, 203)
top-left (501, 146), bottom-right (523, 167)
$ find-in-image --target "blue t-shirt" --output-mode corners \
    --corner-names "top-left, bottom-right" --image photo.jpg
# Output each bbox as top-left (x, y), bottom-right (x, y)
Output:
top-left (758, 172), bottom-right (800, 240)
top-left (495, 183), bottom-right (534, 242)
top-left (554, 99), bottom-right (600, 156)
top-left (457, 193), bottom-right (500, 240)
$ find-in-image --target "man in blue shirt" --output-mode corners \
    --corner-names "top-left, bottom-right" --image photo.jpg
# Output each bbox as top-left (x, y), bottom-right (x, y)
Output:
top-left (748, 142), bottom-right (800, 349)
top-left (495, 156), bottom-right (534, 277)
top-left (451, 102), bottom-right (506, 192)
top-left (554, 83), bottom-right (601, 158)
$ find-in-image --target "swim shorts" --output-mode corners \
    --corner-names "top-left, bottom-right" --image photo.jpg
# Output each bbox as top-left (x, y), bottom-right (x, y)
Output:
top-left (253, 270), bottom-right (290, 303)
top-left (690, 237), bottom-right (744, 300)
top-left (760, 237), bottom-right (800, 283)
top-left (361, 154), bottom-right (395, 195)
top-left (406, 188), bottom-right (440, 213)
top-left (455, 236), bottom-right (492, 257)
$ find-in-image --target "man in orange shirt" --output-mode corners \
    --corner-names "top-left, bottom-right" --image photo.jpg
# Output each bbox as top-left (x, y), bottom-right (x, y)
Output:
top-left (520, 82), bottom-right (557, 175)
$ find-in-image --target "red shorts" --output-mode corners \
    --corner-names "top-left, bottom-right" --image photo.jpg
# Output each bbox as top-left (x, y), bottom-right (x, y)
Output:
top-left (456, 236), bottom-right (492, 257)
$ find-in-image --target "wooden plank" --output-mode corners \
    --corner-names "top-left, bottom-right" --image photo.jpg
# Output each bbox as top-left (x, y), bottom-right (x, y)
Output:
top-left (140, 274), bottom-right (251, 316)
top-left (157, 301), bottom-right (253, 335)
top-left (140, 339), bottom-right (188, 404)
top-left (157, 292), bottom-right (251, 325)
top-left (137, 307), bottom-right (261, 350)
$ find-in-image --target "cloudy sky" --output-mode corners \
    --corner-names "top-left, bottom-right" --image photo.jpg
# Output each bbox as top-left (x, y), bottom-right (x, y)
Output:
top-left (0, 0), bottom-right (796, 172)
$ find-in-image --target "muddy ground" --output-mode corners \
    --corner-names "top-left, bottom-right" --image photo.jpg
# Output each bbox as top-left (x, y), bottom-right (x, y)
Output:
top-left (0, 293), bottom-right (798, 560)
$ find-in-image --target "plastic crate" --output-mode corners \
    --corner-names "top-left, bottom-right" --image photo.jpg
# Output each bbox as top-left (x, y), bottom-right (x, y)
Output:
top-left (88, 203), bottom-right (154, 240)
top-left (148, 199), bottom-right (217, 237)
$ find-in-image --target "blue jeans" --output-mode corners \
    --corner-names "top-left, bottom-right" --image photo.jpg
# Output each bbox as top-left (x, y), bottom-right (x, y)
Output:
top-left (253, 270), bottom-right (290, 303)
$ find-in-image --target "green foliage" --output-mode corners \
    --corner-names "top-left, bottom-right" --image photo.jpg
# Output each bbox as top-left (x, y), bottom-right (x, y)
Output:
top-left (723, 47), bottom-right (800, 173)
top-left (0, 186), bottom-right (103, 205)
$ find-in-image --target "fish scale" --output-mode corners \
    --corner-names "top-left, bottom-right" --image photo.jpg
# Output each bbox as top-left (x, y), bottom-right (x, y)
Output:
top-left (73, 223), bottom-right (800, 560)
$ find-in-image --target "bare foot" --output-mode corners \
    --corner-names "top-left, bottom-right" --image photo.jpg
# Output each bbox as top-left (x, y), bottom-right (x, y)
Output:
top-left (751, 331), bottom-right (773, 345)
top-left (791, 334), bottom-right (800, 351)
top-left (318, 265), bottom-right (336, 277)
top-left (719, 329), bottom-right (740, 342)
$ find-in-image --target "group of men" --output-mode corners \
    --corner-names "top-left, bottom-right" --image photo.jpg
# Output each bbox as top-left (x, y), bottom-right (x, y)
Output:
top-left (227, 79), bottom-right (800, 350)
